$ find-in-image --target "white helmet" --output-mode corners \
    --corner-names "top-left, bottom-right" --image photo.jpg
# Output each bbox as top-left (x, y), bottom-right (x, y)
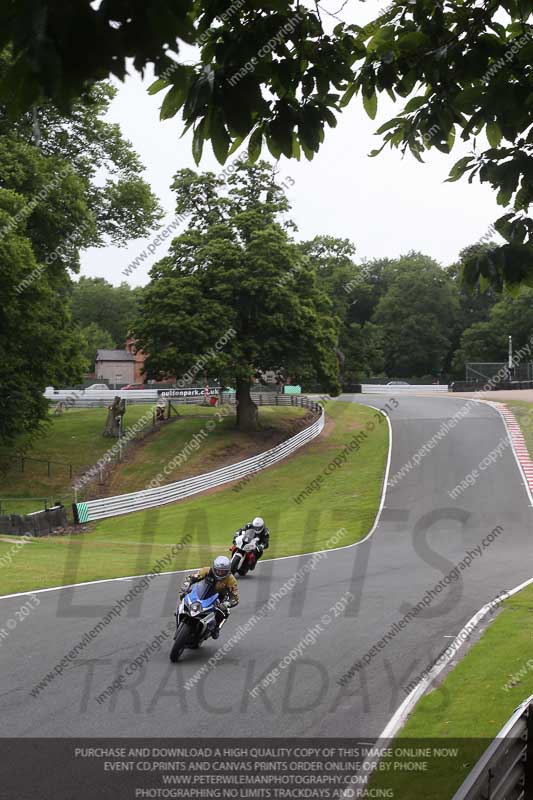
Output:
top-left (252, 517), bottom-right (265, 534)
top-left (212, 555), bottom-right (231, 579)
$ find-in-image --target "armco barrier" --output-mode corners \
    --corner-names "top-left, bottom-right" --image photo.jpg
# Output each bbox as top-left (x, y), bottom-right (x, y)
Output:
top-left (361, 384), bottom-right (449, 393)
top-left (452, 694), bottom-right (533, 798)
top-left (73, 396), bottom-right (323, 523)
top-left (45, 389), bottom-right (311, 407)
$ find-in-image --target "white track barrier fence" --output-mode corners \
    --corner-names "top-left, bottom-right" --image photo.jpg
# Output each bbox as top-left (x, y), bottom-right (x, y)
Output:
top-left (73, 396), bottom-right (324, 523)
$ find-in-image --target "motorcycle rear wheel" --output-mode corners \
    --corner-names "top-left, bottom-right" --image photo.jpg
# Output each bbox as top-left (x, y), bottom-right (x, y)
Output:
top-left (170, 622), bottom-right (190, 662)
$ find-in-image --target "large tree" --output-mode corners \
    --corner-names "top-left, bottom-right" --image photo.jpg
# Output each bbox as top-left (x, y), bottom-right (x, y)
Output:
top-left (70, 277), bottom-right (143, 346)
top-left (452, 286), bottom-right (533, 375)
top-left (134, 161), bottom-right (340, 430)
top-left (78, 323), bottom-right (115, 372)
top-left (0, 190), bottom-right (84, 444)
top-left (4, 2), bottom-right (533, 289)
top-left (446, 242), bottom-right (501, 375)
top-left (373, 253), bottom-right (459, 378)
top-left (300, 236), bottom-right (385, 381)
top-left (0, 76), bottom-right (162, 444)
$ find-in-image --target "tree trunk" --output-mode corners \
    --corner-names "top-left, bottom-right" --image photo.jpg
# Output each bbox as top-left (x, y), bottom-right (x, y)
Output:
top-left (235, 378), bottom-right (260, 432)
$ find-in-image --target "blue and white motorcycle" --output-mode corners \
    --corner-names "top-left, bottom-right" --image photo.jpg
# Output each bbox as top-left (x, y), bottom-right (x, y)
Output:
top-left (170, 577), bottom-right (229, 662)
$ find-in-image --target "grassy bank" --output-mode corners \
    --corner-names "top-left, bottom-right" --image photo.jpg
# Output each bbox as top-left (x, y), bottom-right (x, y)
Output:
top-left (0, 404), bottom-right (306, 513)
top-left (371, 583), bottom-right (533, 799)
top-left (0, 400), bottom-right (388, 595)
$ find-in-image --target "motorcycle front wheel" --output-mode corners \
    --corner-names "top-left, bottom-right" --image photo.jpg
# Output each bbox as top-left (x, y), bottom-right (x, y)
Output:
top-left (170, 622), bottom-right (190, 662)
top-left (230, 553), bottom-right (241, 575)
top-left (238, 560), bottom-right (250, 576)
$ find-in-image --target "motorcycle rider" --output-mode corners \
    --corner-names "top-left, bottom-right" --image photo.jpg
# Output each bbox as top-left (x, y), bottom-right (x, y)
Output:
top-left (179, 555), bottom-right (239, 639)
top-left (233, 516), bottom-right (270, 570)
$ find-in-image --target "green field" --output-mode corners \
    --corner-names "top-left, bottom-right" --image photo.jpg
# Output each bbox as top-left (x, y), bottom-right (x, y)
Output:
top-left (0, 403), bottom-right (306, 513)
top-left (0, 400), bottom-right (388, 596)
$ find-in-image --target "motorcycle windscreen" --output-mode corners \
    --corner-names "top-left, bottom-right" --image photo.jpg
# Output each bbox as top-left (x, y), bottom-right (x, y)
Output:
top-left (189, 578), bottom-right (219, 609)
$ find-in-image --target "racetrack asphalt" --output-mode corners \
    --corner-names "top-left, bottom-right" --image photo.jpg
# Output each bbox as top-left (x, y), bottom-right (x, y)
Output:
top-left (1, 394), bottom-right (531, 738)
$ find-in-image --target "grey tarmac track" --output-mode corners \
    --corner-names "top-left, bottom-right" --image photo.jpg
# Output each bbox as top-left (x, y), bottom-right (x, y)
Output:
top-left (0, 394), bottom-right (531, 738)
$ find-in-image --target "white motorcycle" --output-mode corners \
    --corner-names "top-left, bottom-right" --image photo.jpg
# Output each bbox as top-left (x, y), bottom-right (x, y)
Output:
top-left (230, 529), bottom-right (261, 576)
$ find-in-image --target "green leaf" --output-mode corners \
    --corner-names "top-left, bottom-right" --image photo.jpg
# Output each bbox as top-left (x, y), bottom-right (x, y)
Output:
top-left (192, 119), bottom-right (206, 165)
top-left (266, 134), bottom-right (282, 160)
top-left (248, 128), bottom-right (263, 163)
top-left (210, 114), bottom-right (230, 164)
top-left (454, 86), bottom-right (485, 112)
top-left (363, 91), bottom-right (378, 120)
top-left (227, 136), bottom-right (244, 156)
top-left (291, 134), bottom-right (301, 160)
top-left (486, 121), bottom-right (502, 148)
top-left (323, 107), bottom-right (337, 128)
top-left (376, 117), bottom-right (402, 134)
top-left (404, 95), bottom-right (427, 113)
top-left (369, 141), bottom-right (387, 158)
top-left (446, 156), bottom-right (474, 183)
top-left (340, 83), bottom-right (358, 108)
top-left (148, 78), bottom-right (169, 96)
top-left (447, 125), bottom-right (456, 152)
top-left (398, 31), bottom-right (430, 52)
top-left (160, 83), bottom-right (188, 120)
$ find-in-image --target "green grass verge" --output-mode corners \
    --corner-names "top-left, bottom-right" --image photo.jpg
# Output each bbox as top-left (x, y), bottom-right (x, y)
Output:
top-left (0, 401), bottom-right (388, 595)
top-left (370, 584), bottom-right (533, 799)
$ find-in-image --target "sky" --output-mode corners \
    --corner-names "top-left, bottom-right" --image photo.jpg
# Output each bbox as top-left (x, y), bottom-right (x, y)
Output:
top-left (80, 0), bottom-right (503, 288)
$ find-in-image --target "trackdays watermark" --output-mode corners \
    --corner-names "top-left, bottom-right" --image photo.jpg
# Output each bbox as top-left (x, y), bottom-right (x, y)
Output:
top-left (95, 622), bottom-right (175, 705)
